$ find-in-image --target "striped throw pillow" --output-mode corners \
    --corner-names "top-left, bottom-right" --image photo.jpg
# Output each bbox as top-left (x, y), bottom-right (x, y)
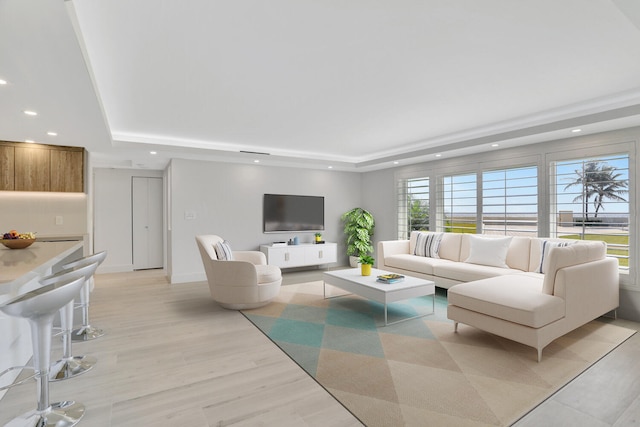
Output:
top-left (214, 240), bottom-right (233, 261)
top-left (414, 232), bottom-right (443, 258)
top-left (536, 240), bottom-right (572, 274)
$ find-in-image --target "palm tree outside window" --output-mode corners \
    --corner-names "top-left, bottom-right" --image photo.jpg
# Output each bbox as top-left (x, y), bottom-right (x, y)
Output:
top-left (551, 155), bottom-right (630, 271)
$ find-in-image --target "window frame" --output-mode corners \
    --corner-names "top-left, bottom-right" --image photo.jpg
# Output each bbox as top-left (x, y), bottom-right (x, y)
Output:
top-left (546, 142), bottom-right (634, 286)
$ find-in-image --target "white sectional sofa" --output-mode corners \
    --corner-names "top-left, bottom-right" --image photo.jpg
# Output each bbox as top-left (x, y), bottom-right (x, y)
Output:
top-left (377, 231), bottom-right (620, 361)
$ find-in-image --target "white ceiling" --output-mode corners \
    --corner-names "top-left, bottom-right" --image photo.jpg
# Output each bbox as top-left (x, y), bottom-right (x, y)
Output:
top-left (2, 0), bottom-right (640, 171)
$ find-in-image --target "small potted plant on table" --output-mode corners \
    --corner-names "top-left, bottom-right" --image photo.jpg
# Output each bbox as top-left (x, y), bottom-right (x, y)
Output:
top-left (359, 255), bottom-right (375, 276)
top-left (314, 232), bottom-right (322, 243)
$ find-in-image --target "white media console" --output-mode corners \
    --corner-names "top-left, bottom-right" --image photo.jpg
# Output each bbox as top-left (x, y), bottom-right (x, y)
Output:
top-left (260, 242), bottom-right (337, 268)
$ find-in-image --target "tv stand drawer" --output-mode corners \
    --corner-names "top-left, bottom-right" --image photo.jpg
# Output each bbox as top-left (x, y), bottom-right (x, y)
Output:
top-left (260, 242), bottom-right (337, 268)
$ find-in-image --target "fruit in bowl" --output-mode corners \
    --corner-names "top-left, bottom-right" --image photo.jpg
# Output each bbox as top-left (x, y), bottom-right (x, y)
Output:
top-left (1, 230), bottom-right (36, 249)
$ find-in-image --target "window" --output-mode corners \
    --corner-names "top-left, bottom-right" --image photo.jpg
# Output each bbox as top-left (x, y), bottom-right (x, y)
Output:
top-left (397, 177), bottom-right (429, 239)
top-left (550, 154), bottom-right (630, 271)
top-left (482, 166), bottom-right (538, 236)
top-left (438, 173), bottom-right (477, 233)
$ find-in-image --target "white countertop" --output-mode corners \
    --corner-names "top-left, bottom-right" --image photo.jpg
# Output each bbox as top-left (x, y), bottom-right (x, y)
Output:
top-left (0, 241), bottom-right (84, 297)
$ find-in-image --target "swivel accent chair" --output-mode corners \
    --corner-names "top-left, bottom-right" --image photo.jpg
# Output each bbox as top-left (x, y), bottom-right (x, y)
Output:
top-left (61, 251), bottom-right (108, 341)
top-left (195, 235), bottom-right (282, 309)
top-left (0, 277), bottom-right (86, 427)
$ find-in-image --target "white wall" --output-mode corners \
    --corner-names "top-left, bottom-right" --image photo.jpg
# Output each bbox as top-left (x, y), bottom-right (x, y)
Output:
top-left (0, 191), bottom-right (87, 238)
top-left (360, 167), bottom-right (397, 259)
top-left (168, 158), bottom-right (362, 283)
top-left (93, 168), bottom-right (163, 273)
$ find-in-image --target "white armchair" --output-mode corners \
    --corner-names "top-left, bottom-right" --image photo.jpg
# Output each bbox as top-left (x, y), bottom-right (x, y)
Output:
top-left (195, 235), bottom-right (282, 309)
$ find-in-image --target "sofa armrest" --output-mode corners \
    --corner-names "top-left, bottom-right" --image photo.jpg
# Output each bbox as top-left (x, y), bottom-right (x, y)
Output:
top-left (541, 241), bottom-right (607, 294)
top-left (554, 257), bottom-right (619, 325)
top-left (233, 251), bottom-right (267, 266)
top-left (378, 240), bottom-right (410, 266)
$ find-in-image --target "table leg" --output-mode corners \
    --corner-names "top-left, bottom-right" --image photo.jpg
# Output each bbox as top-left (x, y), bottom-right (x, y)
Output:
top-left (383, 293), bottom-right (436, 326)
top-left (385, 302), bottom-right (388, 326)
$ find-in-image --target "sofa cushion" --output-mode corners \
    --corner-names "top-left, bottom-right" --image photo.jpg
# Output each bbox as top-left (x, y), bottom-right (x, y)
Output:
top-left (384, 254), bottom-right (453, 275)
top-left (505, 236), bottom-right (532, 271)
top-left (413, 231), bottom-right (443, 258)
top-left (448, 275), bottom-right (564, 328)
top-left (541, 241), bottom-right (607, 295)
top-left (255, 264), bottom-right (282, 284)
top-left (434, 262), bottom-right (524, 282)
top-left (464, 235), bottom-right (512, 268)
top-left (438, 233), bottom-right (463, 261)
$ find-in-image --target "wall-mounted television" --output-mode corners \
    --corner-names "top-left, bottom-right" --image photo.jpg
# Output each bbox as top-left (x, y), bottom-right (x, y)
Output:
top-left (263, 194), bottom-right (325, 233)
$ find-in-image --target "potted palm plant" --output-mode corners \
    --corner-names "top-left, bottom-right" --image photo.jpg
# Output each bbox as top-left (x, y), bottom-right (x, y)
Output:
top-left (341, 207), bottom-right (375, 267)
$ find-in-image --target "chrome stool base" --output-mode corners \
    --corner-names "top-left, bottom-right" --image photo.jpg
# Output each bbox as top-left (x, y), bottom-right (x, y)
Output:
top-left (71, 325), bottom-right (104, 341)
top-left (5, 400), bottom-right (84, 427)
top-left (49, 355), bottom-right (97, 381)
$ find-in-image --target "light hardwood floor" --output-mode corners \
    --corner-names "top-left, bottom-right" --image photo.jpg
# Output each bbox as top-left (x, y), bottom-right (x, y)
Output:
top-left (0, 270), bottom-right (361, 427)
top-left (0, 269), bottom-right (638, 426)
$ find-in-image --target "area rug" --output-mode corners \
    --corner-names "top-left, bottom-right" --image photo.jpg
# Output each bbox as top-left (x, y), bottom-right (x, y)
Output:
top-left (242, 281), bottom-right (635, 426)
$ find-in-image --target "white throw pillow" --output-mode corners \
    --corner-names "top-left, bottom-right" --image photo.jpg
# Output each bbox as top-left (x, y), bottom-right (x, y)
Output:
top-left (413, 232), bottom-right (443, 258)
top-left (214, 240), bottom-right (233, 261)
top-left (464, 235), bottom-right (512, 268)
top-left (536, 240), bottom-right (573, 274)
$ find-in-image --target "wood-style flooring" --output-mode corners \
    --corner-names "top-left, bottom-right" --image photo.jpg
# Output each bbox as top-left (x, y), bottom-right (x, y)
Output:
top-left (0, 269), bottom-right (638, 426)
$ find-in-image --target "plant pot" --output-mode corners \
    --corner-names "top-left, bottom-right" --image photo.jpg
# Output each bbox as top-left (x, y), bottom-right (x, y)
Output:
top-left (349, 256), bottom-right (359, 268)
top-left (315, 236), bottom-right (322, 242)
top-left (361, 264), bottom-right (372, 276)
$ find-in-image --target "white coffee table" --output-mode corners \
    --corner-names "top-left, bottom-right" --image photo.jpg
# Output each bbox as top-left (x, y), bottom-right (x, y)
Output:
top-left (323, 268), bottom-right (435, 326)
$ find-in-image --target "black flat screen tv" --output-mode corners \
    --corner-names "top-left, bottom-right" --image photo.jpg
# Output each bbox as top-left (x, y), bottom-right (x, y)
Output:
top-left (263, 194), bottom-right (324, 233)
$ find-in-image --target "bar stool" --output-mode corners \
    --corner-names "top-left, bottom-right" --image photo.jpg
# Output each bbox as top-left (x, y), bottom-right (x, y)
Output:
top-left (61, 251), bottom-right (107, 341)
top-left (40, 263), bottom-right (99, 381)
top-left (0, 277), bottom-right (86, 427)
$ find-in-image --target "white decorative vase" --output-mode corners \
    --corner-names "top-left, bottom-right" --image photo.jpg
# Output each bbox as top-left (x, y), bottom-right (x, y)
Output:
top-left (349, 256), bottom-right (359, 268)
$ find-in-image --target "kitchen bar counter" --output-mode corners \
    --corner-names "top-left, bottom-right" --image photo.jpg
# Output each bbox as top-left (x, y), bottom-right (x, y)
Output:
top-left (0, 241), bottom-right (84, 399)
top-left (0, 240), bottom-right (83, 285)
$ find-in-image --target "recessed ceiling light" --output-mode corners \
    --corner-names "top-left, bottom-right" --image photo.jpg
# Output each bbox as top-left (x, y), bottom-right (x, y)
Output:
top-left (23, 110), bottom-right (37, 116)
top-left (0, 79), bottom-right (7, 85)
top-left (491, 143), bottom-right (499, 147)
top-left (25, 139), bottom-right (35, 143)
top-left (328, 166), bottom-right (333, 169)
top-left (47, 131), bottom-right (57, 136)
top-left (393, 161), bottom-right (399, 165)
top-left (150, 151), bottom-right (157, 155)
top-left (572, 128), bottom-right (582, 133)
top-left (435, 154), bottom-right (442, 158)
top-left (254, 160), bottom-right (260, 163)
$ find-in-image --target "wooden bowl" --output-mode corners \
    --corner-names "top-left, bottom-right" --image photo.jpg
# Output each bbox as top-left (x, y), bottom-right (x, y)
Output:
top-left (0, 239), bottom-right (35, 249)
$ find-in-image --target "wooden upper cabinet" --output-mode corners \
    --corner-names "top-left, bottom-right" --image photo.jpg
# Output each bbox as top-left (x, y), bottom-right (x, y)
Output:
top-left (0, 145), bottom-right (15, 190)
top-left (15, 146), bottom-right (51, 191)
top-left (50, 150), bottom-right (84, 192)
top-left (0, 141), bottom-right (84, 193)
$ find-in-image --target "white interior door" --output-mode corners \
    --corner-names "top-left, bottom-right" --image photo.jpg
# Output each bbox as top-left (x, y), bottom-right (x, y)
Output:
top-left (132, 177), bottom-right (163, 270)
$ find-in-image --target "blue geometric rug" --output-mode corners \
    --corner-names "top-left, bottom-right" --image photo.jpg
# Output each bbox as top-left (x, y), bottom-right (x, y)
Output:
top-left (242, 280), bottom-right (635, 426)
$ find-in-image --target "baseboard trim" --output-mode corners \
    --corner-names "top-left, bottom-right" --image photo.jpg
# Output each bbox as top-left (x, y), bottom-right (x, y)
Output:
top-left (97, 264), bottom-right (134, 274)
top-left (170, 272), bottom-right (206, 284)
